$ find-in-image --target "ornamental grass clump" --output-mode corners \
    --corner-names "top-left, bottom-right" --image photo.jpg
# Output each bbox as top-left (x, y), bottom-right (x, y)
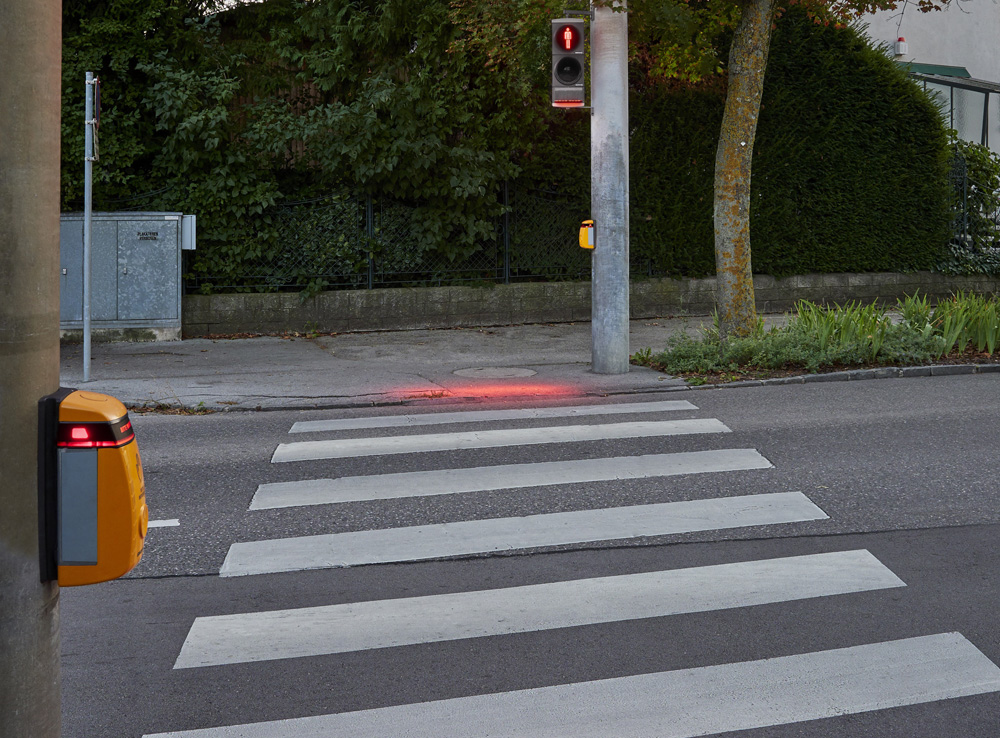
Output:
top-left (634, 293), bottom-right (1000, 380)
top-left (930, 292), bottom-right (1000, 356)
top-left (793, 300), bottom-right (893, 362)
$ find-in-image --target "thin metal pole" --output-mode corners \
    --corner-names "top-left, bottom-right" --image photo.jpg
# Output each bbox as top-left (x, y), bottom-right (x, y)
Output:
top-left (983, 91), bottom-right (989, 148)
top-left (503, 180), bottom-right (510, 284)
top-left (950, 86), bottom-right (954, 131)
top-left (83, 72), bottom-right (95, 381)
top-left (366, 195), bottom-right (374, 289)
top-left (963, 162), bottom-right (969, 243)
top-left (590, 0), bottom-right (630, 374)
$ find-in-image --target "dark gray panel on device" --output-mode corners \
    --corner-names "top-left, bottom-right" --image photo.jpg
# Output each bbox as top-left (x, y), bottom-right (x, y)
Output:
top-left (58, 448), bottom-right (98, 566)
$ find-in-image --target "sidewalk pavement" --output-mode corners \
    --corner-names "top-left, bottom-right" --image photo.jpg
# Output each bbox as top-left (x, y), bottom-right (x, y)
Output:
top-left (59, 318), bottom-right (721, 411)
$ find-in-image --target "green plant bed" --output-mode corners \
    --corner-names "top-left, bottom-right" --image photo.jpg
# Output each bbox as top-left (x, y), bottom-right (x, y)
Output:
top-left (632, 293), bottom-right (1000, 384)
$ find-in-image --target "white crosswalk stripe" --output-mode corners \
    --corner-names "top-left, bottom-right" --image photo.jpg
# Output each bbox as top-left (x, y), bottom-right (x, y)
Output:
top-left (271, 418), bottom-right (730, 462)
top-left (148, 634), bottom-right (1000, 737)
top-left (143, 400), bottom-right (1000, 737)
top-left (288, 399), bottom-right (698, 433)
top-left (250, 448), bottom-right (773, 509)
top-left (220, 491), bottom-right (827, 576)
top-left (179, 550), bottom-right (902, 668)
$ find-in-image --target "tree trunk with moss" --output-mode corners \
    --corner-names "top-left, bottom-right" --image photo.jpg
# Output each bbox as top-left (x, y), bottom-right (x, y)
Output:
top-left (713, 0), bottom-right (774, 342)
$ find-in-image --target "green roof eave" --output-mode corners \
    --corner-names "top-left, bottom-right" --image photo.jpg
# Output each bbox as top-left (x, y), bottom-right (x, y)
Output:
top-left (896, 62), bottom-right (971, 78)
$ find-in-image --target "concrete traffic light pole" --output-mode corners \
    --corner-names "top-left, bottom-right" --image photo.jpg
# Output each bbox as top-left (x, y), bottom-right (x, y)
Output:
top-left (0, 1), bottom-right (64, 736)
top-left (590, 0), bottom-right (630, 375)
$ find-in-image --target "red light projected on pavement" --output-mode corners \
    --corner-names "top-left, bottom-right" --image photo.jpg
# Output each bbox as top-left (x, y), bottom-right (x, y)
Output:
top-left (398, 383), bottom-right (581, 401)
top-left (557, 24), bottom-right (581, 51)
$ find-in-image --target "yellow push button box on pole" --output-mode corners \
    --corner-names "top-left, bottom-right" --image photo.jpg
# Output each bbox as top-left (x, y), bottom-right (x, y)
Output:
top-left (38, 388), bottom-right (148, 586)
top-left (579, 219), bottom-right (595, 250)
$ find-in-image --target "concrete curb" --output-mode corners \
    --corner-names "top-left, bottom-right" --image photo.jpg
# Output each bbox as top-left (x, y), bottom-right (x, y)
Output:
top-left (125, 362), bottom-right (1000, 411)
top-left (686, 363), bottom-right (1000, 390)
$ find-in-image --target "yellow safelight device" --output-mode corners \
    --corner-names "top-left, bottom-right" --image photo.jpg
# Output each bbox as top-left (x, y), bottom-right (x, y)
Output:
top-left (38, 388), bottom-right (148, 586)
top-left (579, 219), bottom-right (595, 250)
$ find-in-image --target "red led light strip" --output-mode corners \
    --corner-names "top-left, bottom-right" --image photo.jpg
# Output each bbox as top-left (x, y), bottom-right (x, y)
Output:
top-left (56, 417), bottom-right (135, 448)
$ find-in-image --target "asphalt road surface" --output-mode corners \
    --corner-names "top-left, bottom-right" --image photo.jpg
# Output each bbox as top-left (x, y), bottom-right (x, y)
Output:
top-left (61, 373), bottom-right (1000, 737)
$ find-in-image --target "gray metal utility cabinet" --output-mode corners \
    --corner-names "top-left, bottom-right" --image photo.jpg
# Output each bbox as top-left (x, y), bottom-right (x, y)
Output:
top-left (60, 212), bottom-right (196, 341)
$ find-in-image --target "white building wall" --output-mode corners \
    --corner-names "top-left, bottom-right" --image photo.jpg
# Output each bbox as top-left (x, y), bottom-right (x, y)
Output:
top-left (861, 0), bottom-right (1000, 154)
top-left (861, 0), bottom-right (1000, 82)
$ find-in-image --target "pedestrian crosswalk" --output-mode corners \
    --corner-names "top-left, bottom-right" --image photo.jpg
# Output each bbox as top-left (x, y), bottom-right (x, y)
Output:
top-left (151, 634), bottom-right (1000, 738)
top-left (145, 398), bottom-right (1000, 737)
top-left (271, 418), bottom-right (730, 462)
top-left (287, 398), bottom-right (699, 433)
top-left (250, 448), bottom-right (773, 509)
top-left (220, 492), bottom-right (827, 576)
top-left (180, 550), bottom-right (903, 668)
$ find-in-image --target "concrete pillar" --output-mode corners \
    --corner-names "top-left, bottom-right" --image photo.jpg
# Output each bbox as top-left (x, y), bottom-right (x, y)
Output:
top-left (0, 1), bottom-right (64, 736)
top-left (590, 0), bottom-right (630, 375)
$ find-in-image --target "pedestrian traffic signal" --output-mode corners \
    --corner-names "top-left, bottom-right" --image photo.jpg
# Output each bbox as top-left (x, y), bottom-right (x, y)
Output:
top-left (552, 18), bottom-right (586, 108)
top-left (579, 219), bottom-right (595, 249)
top-left (38, 388), bottom-right (148, 586)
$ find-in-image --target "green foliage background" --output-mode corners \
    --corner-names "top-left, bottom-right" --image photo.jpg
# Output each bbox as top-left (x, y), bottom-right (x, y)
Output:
top-left (627, 9), bottom-right (953, 277)
top-left (62, 1), bottom-right (954, 288)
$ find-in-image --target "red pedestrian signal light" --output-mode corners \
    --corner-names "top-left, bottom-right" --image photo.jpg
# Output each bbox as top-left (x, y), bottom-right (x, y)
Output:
top-left (556, 24), bottom-right (581, 52)
top-left (551, 18), bottom-right (586, 108)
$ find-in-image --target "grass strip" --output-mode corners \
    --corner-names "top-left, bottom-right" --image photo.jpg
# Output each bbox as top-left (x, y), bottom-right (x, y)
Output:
top-left (632, 292), bottom-right (1000, 384)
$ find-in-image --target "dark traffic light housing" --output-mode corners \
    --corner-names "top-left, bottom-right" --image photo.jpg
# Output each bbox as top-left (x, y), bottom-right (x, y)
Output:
top-left (552, 18), bottom-right (586, 108)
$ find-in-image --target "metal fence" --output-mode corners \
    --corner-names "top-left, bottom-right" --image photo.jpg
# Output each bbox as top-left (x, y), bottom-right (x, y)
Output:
top-left (181, 184), bottom-right (604, 293)
top-left (104, 162), bottom-right (1000, 293)
top-left (951, 156), bottom-right (1000, 252)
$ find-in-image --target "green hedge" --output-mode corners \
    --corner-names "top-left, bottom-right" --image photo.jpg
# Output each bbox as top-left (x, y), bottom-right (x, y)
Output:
top-left (525, 8), bottom-right (953, 278)
top-left (753, 11), bottom-right (952, 275)
top-left (61, 3), bottom-right (953, 284)
top-left (630, 9), bottom-right (952, 277)
top-left (628, 84), bottom-right (723, 276)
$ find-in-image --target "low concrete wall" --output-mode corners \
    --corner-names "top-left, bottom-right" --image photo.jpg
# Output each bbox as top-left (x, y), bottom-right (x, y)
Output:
top-left (60, 327), bottom-right (181, 343)
top-left (182, 272), bottom-right (1000, 336)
